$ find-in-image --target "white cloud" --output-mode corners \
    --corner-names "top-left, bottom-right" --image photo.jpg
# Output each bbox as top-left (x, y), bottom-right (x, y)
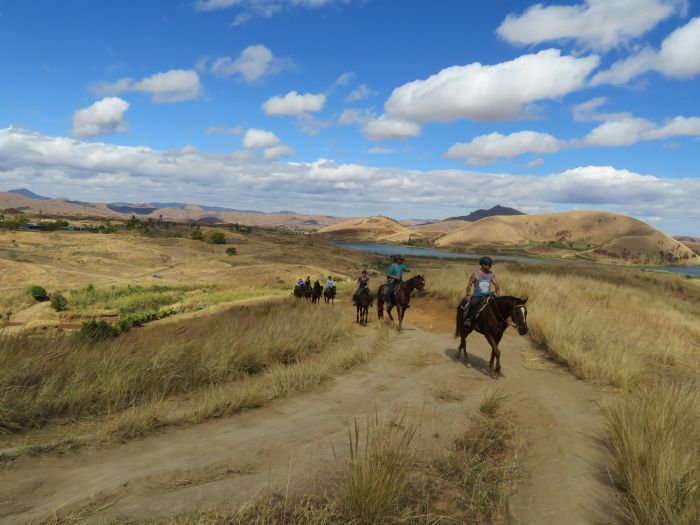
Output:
top-left (263, 144), bottom-right (295, 160)
top-left (527, 158), bottom-right (545, 168)
top-left (262, 91), bottom-right (326, 116)
top-left (72, 97), bottom-right (129, 138)
top-left (572, 97), bottom-right (630, 122)
top-left (363, 115), bottom-right (421, 141)
top-left (384, 49), bottom-right (599, 123)
top-left (328, 71), bottom-right (355, 93)
top-left (646, 116), bottom-right (700, 139)
top-left (497, 0), bottom-right (685, 51)
top-left (92, 70), bottom-right (201, 103)
top-left (206, 45), bottom-right (290, 83)
top-left (583, 117), bottom-right (656, 146)
top-left (445, 131), bottom-right (563, 165)
top-left (591, 17), bottom-right (700, 85)
top-left (297, 114), bottom-right (334, 136)
top-left (338, 108), bottom-right (373, 126)
top-left (1, 127), bottom-right (698, 230)
top-left (242, 128), bottom-right (281, 148)
top-left (368, 146), bottom-right (397, 154)
top-left (346, 84), bottom-right (377, 102)
top-left (205, 124), bottom-right (243, 136)
top-left (195, 0), bottom-right (350, 25)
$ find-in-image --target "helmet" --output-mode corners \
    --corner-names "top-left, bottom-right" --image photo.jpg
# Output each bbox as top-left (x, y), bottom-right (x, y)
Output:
top-left (479, 256), bottom-right (493, 266)
top-left (392, 255), bottom-right (400, 262)
top-left (361, 269), bottom-right (368, 274)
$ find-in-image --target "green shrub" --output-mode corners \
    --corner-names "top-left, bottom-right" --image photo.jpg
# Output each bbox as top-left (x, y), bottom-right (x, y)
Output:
top-left (190, 227), bottom-right (204, 240)
top-left (50, 293), bottom-right (68, 312)
top-left (79, 319), bottom-right (120, 342)
top-left (210, 232), bottom-right (226, 244)
top-left (226, 247), bottom-right (238, 256)
top-left (27, 285), bottom-right (49, 302)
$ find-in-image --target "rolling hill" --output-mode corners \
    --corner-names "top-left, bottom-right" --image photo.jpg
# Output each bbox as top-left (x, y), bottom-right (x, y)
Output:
top-left (316, 216), bottom-right (414, 243)
top-left (435, 210), bottom-right (698, 265)
top-left (445, 204), bottom-right (524, 222)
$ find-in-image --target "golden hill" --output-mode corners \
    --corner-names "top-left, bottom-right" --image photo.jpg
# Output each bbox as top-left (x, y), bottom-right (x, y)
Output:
top-left (317, 216), bottom-right (413, 243)
top-left (410, 219), bottom-right (471, 235)
top-left (435, 210), bottom-right (698, 265)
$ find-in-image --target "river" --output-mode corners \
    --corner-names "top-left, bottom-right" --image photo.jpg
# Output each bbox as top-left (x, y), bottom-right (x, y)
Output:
top-left (334, 241), bottom-right (700, 276)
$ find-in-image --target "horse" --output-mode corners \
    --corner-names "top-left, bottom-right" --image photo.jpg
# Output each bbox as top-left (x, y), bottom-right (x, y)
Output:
top-left (311, 281), bottom-right (323, 303)
top-left (323, 285), bottom-right (336, 304)
top-left (355, 287), bottom-right (373, 325)
top-left (455, 295), bottom-right (528, 376)
top-left (293, 282), bottom-right (312, 300)
top-left (377, 275), bottom-right (425, 331)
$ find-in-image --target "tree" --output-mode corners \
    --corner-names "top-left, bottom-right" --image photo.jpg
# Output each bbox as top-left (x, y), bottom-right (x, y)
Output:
top-left (191, 227), bottom-right (204, 240)
top-left (210, 232), bottom-right (226, 244)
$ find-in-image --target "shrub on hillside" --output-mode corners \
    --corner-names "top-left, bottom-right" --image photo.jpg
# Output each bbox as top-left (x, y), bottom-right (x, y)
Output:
top-left (27, 285), bottom-right (49, 302)
top-left (210, 232), bottom-right (226, 244)
top-left (79, 319), bottom-right (120, 342)
top-left (226, 247), bottom-right (237, 256)
top-left (50, 293), bottom-right (68, 312)
top-left (190, 227), bottom-right (204, 240)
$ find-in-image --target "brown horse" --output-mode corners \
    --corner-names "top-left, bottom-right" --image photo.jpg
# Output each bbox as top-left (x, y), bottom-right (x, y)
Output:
top-left (455, 295), bottom-right (528, 376)
top-left (311, 281), bottom-right (323, 303)
top-left (324, 285), bottom-right (336, 304)
top-left (293, 282), bottom-right (312, 300)
top-left (355, 286), bottom-right (373, 325)
top-left (377, 274), bottom-right (425, 331)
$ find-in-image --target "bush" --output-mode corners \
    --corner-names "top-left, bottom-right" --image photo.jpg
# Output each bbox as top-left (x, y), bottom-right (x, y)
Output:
top-left (190, 227), bottom-right (204, 240)
top-left (27, 285), bottom-right (49, 302)
top-left (50, 293), bottom-right (68, 312)
top-left (210, 232), bottom-right (226, 244)
top-left (79, 319), bottom-right (120, 342)
top-left (226, 247), bottom-right (238, 256)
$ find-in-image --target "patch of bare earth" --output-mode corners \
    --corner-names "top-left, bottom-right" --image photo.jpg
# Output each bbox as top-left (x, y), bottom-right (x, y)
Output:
top-left (0, 299), bottom-right (616, 524)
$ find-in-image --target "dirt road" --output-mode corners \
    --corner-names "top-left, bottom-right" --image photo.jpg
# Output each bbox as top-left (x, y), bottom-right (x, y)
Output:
top-left (0, 300), bottom-right (617, 524)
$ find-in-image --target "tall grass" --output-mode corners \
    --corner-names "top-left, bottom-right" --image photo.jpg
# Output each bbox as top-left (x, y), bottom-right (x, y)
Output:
top-left (0, 299), bottom-right (347, 433)
top-left (604, 382), bottom-right (700, 525)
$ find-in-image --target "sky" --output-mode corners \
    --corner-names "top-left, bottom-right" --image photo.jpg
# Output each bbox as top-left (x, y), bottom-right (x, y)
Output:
top-left (0, 0), bottom-right (699, 234)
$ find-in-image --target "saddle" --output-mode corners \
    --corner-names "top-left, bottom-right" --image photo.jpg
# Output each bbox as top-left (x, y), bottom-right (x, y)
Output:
top-left (464, 296), bottom-right (492, 333)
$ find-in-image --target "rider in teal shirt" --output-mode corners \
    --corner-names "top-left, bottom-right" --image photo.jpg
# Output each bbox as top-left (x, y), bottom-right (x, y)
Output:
top-left (386, 255), bottom-right (409, 305)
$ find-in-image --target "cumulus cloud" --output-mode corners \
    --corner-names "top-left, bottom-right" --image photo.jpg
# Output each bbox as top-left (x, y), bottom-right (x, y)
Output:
top-left (205, 124), bottom-right (243, 135)
top-left (338, 108), bottom-right (373, 126)
top-left (262, 91), bottom-right (326, 116)
top-left (583, 117), bottom-right (657, 146)
top-left (72, 97), bottom-right (129, 138)
top-left (497, 0), bottom-right (685, 51)
top-left (445, 131), bottom-right (563, 165)
top-left (346, 84), bottom-right (377, 102)
top-left (591, 17), bottom-right (700, 85)
top-left (384, 49), bottom-right (599, 123)
top-left (363, 115), bottom-right (421, 141)
top-left (242, 128), bottom-right (294, 159)
top-left (1, 127), bottom-right (698, 229)
top-left (202, 45), bottom-right (291, 83)
top-left (92, 70), bottom-right (201, 103)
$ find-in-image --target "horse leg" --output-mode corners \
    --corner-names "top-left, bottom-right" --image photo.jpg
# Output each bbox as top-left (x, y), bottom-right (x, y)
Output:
top-left (485, 333), bottom-right (500, 377)
top-left (397, 305), bottom-right (404, 331)
top-left (494, 332), bottom-right (504, 374)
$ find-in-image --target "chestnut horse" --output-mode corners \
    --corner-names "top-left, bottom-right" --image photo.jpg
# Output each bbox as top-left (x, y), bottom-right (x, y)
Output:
top-left (355, 286), bottom-right (373, 325)
top-left (377, 274), bottom-right (425, 331)
top-left (455, 295), bottom-right (528, 376)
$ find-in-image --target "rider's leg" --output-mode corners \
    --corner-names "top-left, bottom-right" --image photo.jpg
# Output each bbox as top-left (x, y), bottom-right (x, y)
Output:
top-left (464, 296), bottom-right (480, 327)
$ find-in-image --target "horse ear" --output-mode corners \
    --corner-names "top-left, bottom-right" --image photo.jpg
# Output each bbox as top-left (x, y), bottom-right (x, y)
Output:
top-left (522, 297), bottom-right (528, 304)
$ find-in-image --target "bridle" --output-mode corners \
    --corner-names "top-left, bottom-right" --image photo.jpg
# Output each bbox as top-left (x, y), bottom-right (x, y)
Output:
top-left (487, 297), bottom-right (527, 329)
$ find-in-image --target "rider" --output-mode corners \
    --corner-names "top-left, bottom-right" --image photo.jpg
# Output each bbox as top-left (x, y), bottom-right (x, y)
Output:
top-left (352, 269), bottom-right (371, 305)
top-left (296, 277), bottom-right (304, 288)
top-left (386, 255), bottom-right (410, 306)
top-left (305, 275), bottom-right (311, 288)
top-left (325, 275), bottom-right (335, 292)
top-left (463, 256), bottom-right (500, 328)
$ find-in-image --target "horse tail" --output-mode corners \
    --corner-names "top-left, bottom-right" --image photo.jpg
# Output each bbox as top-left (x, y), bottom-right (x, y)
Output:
top-left (455, 298), bottom-right (466, 338)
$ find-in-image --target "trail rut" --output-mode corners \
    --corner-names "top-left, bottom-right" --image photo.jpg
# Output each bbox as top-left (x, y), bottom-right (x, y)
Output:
top-left (0, 301), bottom-right (617, 524)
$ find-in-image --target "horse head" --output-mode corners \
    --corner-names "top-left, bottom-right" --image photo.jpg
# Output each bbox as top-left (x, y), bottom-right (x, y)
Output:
top-left (513, 297), bottom-right (528, 336)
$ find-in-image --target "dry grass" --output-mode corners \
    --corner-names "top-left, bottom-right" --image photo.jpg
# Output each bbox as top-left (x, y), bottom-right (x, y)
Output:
top-left (0, 299), bottom-right (348, 434)
top-left (604, 381), bottom-right (700, 525)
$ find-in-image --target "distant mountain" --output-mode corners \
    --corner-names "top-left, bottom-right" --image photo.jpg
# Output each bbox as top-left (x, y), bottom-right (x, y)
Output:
top-left (8, 188), bottom-right (51, 200)
top-left (446, 205), bottom-right (525, 222)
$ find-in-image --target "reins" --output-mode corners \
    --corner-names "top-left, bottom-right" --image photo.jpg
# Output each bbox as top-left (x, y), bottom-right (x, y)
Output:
top-left (486, 297), bottom-right (525, 329)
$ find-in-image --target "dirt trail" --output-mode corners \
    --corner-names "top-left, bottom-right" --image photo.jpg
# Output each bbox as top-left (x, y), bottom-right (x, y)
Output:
top-left (0, 301), bottom-right (617, 524)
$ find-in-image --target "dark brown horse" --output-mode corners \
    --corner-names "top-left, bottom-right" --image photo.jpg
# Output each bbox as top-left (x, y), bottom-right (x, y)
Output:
top-left (377, 274), bottom-right (425, 331)
top-left (293, 282), bottom-right (312, 300)
top-left (323, 285), bottom-right (336, 304)
top-left (355, 286), bottom-right (373, 325)
top-left (455, 295), bottom-right (528, 376)
top-left (311, 281), bottom-right (323, 303)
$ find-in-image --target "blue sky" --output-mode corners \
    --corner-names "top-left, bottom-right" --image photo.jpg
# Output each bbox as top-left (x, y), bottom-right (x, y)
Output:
top-left (0, 0), bottom-right (699, 233)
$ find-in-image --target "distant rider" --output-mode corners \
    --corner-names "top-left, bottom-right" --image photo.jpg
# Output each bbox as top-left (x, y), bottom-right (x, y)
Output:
top-left (386, 255), bottom-right (410, 306)
top-left (305, 275), bottom-right (311, 288)
top-left (463, 256), bottom-right (500, 328)
top-left (352, 269), bottom-right (371, 305)
top-left (325, 275), bottom-right (335, 292)
top-left (296, 278), bottom-right (304, 288)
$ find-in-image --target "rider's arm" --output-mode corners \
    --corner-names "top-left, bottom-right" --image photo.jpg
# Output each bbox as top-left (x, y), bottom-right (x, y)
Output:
top-left (492, 274), bottom-right (501, 295)
top-left (465, 272), bottom-right (475, 297)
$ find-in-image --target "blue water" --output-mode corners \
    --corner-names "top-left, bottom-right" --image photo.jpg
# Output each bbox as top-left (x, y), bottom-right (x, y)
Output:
top-left (335, 241), bottom-right (700, 276)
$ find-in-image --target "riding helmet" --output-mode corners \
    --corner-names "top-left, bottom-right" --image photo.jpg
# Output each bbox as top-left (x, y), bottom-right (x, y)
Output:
top-left (479, 256), bottom-right (493, 266)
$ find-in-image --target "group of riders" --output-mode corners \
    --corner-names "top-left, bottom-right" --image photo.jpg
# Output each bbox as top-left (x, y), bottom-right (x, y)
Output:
top-left (295, 253), bottom-right (499, 327)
